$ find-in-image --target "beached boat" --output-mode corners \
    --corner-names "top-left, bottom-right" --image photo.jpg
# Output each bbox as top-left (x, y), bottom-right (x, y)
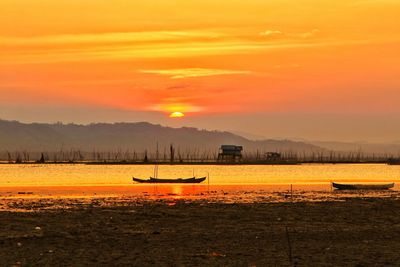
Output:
top-left (332, 182), bottom-right (395, 190)
top-left (132, 176), bottom-right (206, 184)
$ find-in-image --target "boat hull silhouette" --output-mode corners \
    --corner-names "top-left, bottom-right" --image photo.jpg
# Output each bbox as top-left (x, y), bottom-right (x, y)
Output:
top-left (132, 177), bottom-right (206, 184)
top-left (332, 182), bottom-right (394, 190)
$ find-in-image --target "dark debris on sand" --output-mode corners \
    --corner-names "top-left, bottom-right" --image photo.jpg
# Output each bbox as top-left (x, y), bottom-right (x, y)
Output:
top-left (1, 199), bottom-right (400, 266)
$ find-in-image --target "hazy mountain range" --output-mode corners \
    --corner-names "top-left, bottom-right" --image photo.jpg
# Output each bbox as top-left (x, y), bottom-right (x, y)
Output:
top-left (1, 120), bottom-right (398, 158)
top-left (309, 141), bottom-right (400, 155)
top-left (0, 120), bottom-right (320, 154)
top-left (230, 130), bottom-right (400, 155)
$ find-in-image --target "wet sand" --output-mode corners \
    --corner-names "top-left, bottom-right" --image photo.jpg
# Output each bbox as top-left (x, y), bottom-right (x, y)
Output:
top-left (1, 192), bottom-right (400, 266)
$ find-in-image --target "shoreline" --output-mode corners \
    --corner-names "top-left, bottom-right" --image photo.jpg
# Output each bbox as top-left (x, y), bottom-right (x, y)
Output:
top-left (2, 189), bottom-right (400, 211)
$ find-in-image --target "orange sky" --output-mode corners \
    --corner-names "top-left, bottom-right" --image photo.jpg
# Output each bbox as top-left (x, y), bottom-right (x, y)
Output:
top-left (1, 0), bottom-right (400, 137)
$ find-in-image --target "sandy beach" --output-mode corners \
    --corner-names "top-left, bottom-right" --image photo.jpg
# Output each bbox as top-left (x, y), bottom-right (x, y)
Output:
top-left (1, 193), bottom-right (400, 267)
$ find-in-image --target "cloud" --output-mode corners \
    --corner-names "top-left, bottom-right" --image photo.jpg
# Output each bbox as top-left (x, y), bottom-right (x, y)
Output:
top-left (150, 102), bottom-right (204, 113)
top-left (259, 30), bottom-right (283, 37)
top-left (3, 27), bottom-right (394, 65)
top-left (0, 30), bottom-right (222, 46)
top-left (138, 68), bottom-right (252, 79)
top-left (0, 30), bottom-right (226, 63)
top-left (166, 85), bottom-right (190, 90)
top-left (1, 37), bottom-right (385, 65)
top-left (259, 29), bottom-right (320, 39)
top-left (288, 29), bottom-right (320, 39)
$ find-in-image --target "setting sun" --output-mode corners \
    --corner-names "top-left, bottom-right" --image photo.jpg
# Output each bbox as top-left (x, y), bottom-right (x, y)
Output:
top-left (169, 111), bottom-right (185, 118)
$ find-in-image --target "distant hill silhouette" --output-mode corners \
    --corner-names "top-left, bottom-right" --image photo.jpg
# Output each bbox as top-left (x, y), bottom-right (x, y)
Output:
top-left (310, 140), bottom-right (400, 155)
top-left (0, 119), bottom-right (321, 155)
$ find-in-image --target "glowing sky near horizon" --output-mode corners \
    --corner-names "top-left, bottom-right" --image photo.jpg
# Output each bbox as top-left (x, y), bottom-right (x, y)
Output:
top-left (1, 0), bottom-right (400, 118)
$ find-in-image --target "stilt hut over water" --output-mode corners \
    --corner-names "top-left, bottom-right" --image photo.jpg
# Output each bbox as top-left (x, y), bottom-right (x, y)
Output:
top-left (218, 145), bottom-right (243, 162)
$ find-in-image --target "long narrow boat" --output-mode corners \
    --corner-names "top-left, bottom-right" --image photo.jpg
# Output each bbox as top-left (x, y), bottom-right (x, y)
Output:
top-left (332, 182), bottom-right (395, 190)
top-left (132, 176), bottom-right (206, 184)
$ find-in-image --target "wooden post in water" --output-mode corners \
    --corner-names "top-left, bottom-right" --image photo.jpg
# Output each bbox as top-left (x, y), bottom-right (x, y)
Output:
top-left (207, 172), bottom-right (210, 194)
top-left (290, 184), bottom-right (293, 201)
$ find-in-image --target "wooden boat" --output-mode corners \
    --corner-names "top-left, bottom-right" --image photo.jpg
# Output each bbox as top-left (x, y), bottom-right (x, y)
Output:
top-left (332, 182), bottom-right (395, 190)
top-left (132, 176), bottom-right (206, 184)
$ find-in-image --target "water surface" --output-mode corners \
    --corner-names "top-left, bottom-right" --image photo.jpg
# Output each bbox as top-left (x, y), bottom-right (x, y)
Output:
top-left (0, 164), bottom-right (398, 199)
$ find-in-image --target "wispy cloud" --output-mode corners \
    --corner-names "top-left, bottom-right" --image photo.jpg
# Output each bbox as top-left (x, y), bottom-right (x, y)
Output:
top-left (259, 29), bottom-right (320, 39)
top-left (0, 30), bottom-right (226, 64)
top-left (0, 30), bottom-right (222, 46)
top-left (1, 28), bottom-right (395, 65)
top-left (138, 68), bottom-right (252, 79)
top-left (259, 30), bottom-right (283, 37)
top-left (288, 29), bottom-right (320, 39)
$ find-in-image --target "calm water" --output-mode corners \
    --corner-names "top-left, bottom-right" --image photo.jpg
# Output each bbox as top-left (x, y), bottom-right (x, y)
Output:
top-left (0, 163), bottom-right (399, 186)
top-left (0, 164), bottom-right (399, 198)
